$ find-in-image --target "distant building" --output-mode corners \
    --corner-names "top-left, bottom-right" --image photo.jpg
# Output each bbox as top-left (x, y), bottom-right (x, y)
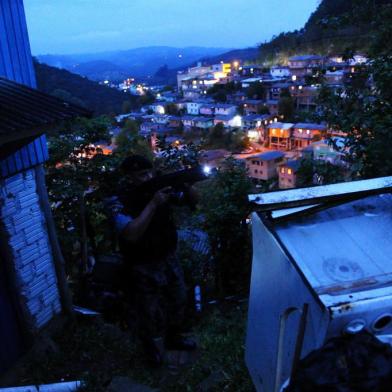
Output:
top-left (266, 99), bottom-right (279, 115)
top-left (241, 77), bottom-right (263, 89)
top-left (214, 114), bottom-right (242, 128)
top-left (278, 160), bottom-right (301, 189)
top-left (243, 100), bottom-right (265, 115)
top-left (301, 139), bottom-right (345, 165)
top-left (214, 103), bottom-right (238, 116)
top-left (268, 122), bottom-right (294, 150)
top-left (245, 151), bottom-right (285, 181)
top-left (270, 65), bottom-right (291, 79)
top-left (243, 114), bottom-right (270, 130)
top-left (292, 123), bottom-right (327, 150)
top-left (288, 55), bottom-right (324, 79)
top-left (199, 104), bottom-right (215, 116)
top-left (186, 101), bottom-right (204, 115)
top-left (239, 65), bottom-right (264, 77)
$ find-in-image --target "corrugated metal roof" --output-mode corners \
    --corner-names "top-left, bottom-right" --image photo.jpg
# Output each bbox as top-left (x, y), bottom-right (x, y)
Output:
top-left (281, 159), bottom-right (301, 172)
top-left (289, 55), bottom-right (324, 61)
top-left (268, 122), bottom-right (294, 130)
top-left (0, 77), bottom-right (91, 146)
top-left (294, 123), bottom-right (327, 131)
top-left (250, 150), bottom-right (285, 161)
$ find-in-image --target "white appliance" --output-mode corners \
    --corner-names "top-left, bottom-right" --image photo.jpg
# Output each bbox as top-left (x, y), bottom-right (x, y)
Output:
top-left (246, 177), bottom-right (392, 392)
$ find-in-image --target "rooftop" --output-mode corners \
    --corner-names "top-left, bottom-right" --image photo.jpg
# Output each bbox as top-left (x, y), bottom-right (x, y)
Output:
top-left (250, 150), bottom-right (285, 161)
top-left (0, 77), bottom-right (90, 147)
top-left (289, 55), bottom-right (324, 61)
top-left (281, 159), bottom-right (301, 172)
top-left (294, 123), bottom-right (327, 131)
top-left (267, 122), bottom-right (294, 130)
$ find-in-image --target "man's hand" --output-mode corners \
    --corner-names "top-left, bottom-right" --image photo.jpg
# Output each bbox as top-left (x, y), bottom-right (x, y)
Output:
top-left (152, 186), bottom-right (172, 207)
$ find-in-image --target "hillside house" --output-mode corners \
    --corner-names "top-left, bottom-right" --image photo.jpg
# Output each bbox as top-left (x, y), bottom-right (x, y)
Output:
top-left (0, 0), bottom-right (90, 374)
top-left (214, 115), bottom-right (242, 129)
top-left (266, 99), bottom-right (279, 115)
top-left (288, 55), bottom-right (324, 79)
top-left (243, 114), bottom-right (270, 130)
top-left (268, 123), bottom-right (294, 150)
top-left (214, 104), bottom-right (238, 116)
top-left (193, 117), bottom-right (214, 130)
top-left (270, 65), bottom-right (291, 79)
top-left (302, 140), bottom-right (345, 165)
top-left (278, 160), bottom-right (301, 189)
top-left (243, 100), bottom-right (265, 115)
top-left (186, 101), bottom-right (205, 115)
top-left (199, 104), bottom-right (215, 116)
top-left (241, 77), bottom-right (263, 89)
top-left (239, 65), bottom-right (264, 77)
top-left (291, 85), bottom-right (319, 111)
top-left (245, 151), bottom-right (285, 181)
top-left (292, 123), bottom-right (326, 149)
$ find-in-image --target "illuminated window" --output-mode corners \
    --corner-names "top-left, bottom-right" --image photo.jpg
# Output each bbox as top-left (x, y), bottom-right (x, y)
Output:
top-left (288, 169), bottom-right (292, 175)
top-left (306, 130), bottom-right (310, 135)
top-left (281, 168), bottom-right (285, 174)
top-left (299, 129), bottom-right (303, 133)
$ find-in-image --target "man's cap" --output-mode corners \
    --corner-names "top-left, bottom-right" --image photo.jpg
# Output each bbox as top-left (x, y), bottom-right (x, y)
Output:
top-left (121, 155), bottom-right (153, 174)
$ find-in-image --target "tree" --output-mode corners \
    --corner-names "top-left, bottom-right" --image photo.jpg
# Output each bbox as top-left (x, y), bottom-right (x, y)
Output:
top-left (278, 88), bottom-right (295, 121)
top-left (206, 123), bottom-right (225, 147)
top-left (315, 1), bottom-right (392, 178)
top-left (115, 119), bottom-right (153, 160)
top-left (198, 158), bottom-right (253, 294)
top-left (165, 103), bottom-right (179, 115)
top-left (121, 100), bottom-right (133, 113)
top-left (45, 116), bottom-right (119, 272)
top-left (296, 158), bottom-right (345, 187)
top-left (246, 82), bottom-right (265, 100)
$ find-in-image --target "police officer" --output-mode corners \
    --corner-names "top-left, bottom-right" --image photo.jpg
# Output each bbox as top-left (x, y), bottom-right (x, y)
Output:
top-left (107, 155), bottom-right (197, 366)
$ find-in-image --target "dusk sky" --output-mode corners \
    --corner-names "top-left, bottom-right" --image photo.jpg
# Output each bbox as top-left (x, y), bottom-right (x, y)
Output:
top-left (24, 0), bottom-right (320, 55)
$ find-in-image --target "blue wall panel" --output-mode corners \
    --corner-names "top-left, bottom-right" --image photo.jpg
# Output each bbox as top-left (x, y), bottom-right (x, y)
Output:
top-left (0, 0), bottom-right (36, 88)
top-left (0, 135), bottom-right (48, 180)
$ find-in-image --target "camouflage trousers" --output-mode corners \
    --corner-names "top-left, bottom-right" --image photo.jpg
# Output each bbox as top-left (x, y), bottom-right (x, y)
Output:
top-left (131, 253), bottom-right (187, 340)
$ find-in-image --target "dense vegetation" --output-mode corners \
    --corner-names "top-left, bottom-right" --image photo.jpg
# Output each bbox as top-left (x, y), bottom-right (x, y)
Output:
top-left (258, 0), bottom-right (390, 64)
top-left (34, 60), bottom-right (137, 115)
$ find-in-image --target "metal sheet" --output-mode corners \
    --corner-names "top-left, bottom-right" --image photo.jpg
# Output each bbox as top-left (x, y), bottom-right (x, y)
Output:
top-left (249, 176), bottom-right (392, 209)
top-left (246, 213), bottom-right (328, 392)
top-left (274, 194), bottom-right (392, 297)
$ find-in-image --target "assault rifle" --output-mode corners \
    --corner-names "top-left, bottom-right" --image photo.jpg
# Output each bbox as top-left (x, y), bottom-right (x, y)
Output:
top-left (136, 165), bottom-right (210, 200)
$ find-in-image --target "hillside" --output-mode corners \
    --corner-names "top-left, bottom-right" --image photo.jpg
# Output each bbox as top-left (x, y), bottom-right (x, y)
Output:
top-left (34, 61), bottom-right (137, 115)
top-left (37, 46), bottom-right (231, 82)
top-left (258, 0), bottom-right (388, 64)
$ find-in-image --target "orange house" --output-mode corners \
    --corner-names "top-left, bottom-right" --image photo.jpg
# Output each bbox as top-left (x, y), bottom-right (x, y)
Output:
top-left (292, 123), bottom-right (327, 149)
top-left (268, 122), bottom-right (294, 150)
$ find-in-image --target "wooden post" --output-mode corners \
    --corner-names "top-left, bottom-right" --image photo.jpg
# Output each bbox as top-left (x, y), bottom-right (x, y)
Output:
top-left (34, 165), bottom-right (74, 317)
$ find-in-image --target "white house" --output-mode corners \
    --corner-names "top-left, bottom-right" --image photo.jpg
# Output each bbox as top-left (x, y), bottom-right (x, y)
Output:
top-left (186, 102), bottom-right (204, 115)
top-left (214, 114), bottom-right (243, 128)
top-left (270, 66), bottom-right (291, 79)
top-left (214, 104), bottom-right (238, 116)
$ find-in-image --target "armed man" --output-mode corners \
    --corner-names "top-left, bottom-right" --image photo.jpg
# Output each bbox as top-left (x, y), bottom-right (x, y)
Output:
top-left (107, 154), bottom-right (198, 366)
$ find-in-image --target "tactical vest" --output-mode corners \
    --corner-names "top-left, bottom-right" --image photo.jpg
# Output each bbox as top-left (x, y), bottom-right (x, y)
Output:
top-left (118, 186), bottom-right (178, 265)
